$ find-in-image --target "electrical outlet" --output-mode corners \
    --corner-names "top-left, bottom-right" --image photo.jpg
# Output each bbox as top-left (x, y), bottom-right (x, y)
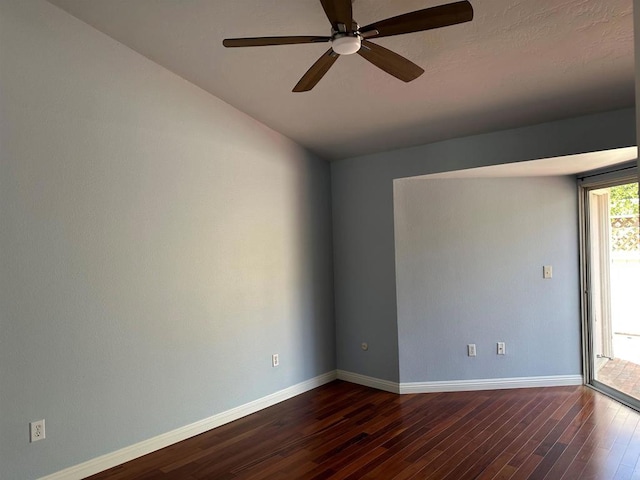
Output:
top-left (543, 265), bottom-right (553, 279)
top-left (467, 344), bottom-right (476, 357)
top-left (30, 420), bottom-right (45, 443)
top-left (497, 342), bottom-right (506, 355)
top-left (272, 354), bottom-right (279, 367)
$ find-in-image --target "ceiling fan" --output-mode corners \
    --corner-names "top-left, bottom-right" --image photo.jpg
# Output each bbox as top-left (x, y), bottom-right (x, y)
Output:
top-left (223, 0), bottom-right (473, 92)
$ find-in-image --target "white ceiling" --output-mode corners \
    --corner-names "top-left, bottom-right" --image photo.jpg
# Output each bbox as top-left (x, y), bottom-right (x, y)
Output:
top-left (46, 0), bottom-right (634, 161)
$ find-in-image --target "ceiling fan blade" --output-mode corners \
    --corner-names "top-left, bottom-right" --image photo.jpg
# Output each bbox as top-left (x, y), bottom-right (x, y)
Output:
top-left (360, 1), bottom-right (473, 39)
top-left (223, 36), bottom-right (330, 48)
top-left (293, 48), bottom-right (339, 92)
top-left (358, 41), bottom-right (424, 82)
top-left (320, 0), bottom-right (353, 32)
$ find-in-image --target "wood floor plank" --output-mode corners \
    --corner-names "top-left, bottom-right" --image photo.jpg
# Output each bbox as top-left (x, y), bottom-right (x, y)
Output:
top-left (424, 390), bottom-right (549, 480)
top-left (318, 394), bottom-right (493, 479)
top-left (543, 402), bottom-right (605, 479)
top-left (561, 401), bottom-right (627, 480)
top-left (444, 391), bottom-right (553, 480)
top-left (489, 387), bottom-right (583, 479)
top-left (475, 389), bottom-right (578, 480)
top-left (356, 396), bottom-right (493, 479)
top-left (84, 381), bottom-right (640, 480)
top-left (387, 399), bottom-right (512, 479)
top-left (522, 391), bottom-right (597, 479)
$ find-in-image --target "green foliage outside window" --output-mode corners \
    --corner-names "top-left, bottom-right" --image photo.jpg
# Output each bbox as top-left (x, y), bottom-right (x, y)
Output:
top-left (610, 183), bottom-right (639, 216)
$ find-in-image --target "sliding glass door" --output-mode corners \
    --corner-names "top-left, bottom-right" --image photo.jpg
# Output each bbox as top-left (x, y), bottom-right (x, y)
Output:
top-left (581, 166), bottom-right (639, 409)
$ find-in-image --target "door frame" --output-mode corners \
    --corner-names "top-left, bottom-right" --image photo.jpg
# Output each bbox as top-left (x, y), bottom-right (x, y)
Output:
top-left (578, 161), bottom-right (639, 411)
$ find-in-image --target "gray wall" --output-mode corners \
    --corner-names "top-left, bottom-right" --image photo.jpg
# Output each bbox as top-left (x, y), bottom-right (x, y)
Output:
top-left (332, 108), bottom-right (635, 383)
top-left (0, 1), bottom-right (335, 479)
top-left (394, 177), bottom-right (581, 382)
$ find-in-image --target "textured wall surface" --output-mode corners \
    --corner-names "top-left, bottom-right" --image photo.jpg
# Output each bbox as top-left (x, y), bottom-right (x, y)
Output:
top-left (332, 108), bottom-right (635, 383)
top-left (0, 1), bottom-right (334, 479)
top-left (394, 176), bottom-right (581, 382)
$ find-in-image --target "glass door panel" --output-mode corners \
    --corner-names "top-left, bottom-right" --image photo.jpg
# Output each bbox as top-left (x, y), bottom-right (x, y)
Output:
top-left (587, 181), bottom-right (639, 407)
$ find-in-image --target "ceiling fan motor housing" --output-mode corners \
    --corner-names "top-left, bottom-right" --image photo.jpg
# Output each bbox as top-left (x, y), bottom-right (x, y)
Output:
top-left (331, 33), bottom-right (361, 55)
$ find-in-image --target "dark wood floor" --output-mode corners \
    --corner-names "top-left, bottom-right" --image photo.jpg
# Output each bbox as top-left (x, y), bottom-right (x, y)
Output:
top-left (86, 381), bottom-right (640, 479)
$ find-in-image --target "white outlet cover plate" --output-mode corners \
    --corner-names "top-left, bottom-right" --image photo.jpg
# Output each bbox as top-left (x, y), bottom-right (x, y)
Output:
top-left (30, 419), bottom-right (45, 442)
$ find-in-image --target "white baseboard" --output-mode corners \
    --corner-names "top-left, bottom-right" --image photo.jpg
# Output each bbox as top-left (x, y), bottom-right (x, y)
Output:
top-left (336, 370), bottom-right (583, 395)
top-left (39, 371), bottom-right (337, 480)
top-left (337, 369), bottom-right (400, 394)
top-left (399, 375), bottom-right (584, 394)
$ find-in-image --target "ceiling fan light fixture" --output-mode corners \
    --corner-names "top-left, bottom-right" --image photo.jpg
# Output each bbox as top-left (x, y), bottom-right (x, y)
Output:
top-left (331, 35), bottom-right (361, 55)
